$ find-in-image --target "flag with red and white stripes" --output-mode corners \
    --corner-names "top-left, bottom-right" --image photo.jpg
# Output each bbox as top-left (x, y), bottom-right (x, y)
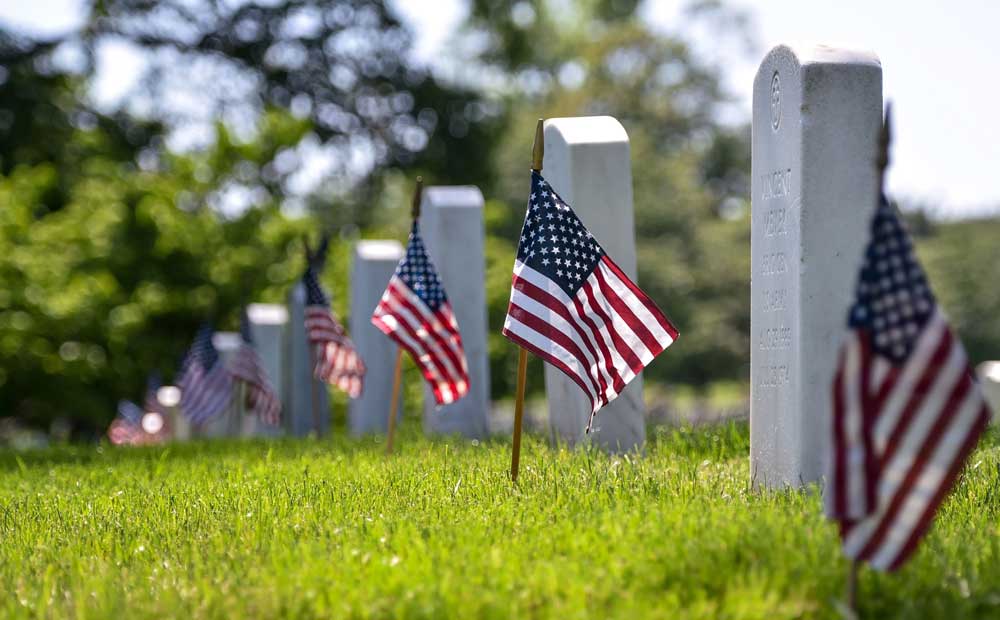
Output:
top-left (177, 324), bottom-right (233, 425)
top-left (371, 221), bottom-right (469, 405)
top-left (108, 400), bottom-right (148, 446)
top-left (229, 308), bottom-right (281, 425)
top-left (502, 171), bottom-right (678, 432)
top-left (826, 196), bottom-right (990, 571)
top-left (303, 267), bottom-right (366, 398)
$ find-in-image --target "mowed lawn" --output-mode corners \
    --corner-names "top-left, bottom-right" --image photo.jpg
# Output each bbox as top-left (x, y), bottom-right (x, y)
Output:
top-left (2, 422), bottom-right (1000, 619)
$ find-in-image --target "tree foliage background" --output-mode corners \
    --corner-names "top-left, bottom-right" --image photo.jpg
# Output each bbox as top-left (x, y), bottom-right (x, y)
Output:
top-left (1, 0), bottom-right (997, 434)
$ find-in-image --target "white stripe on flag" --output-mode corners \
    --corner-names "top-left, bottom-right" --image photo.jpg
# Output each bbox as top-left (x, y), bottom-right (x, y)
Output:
top-left (842, 333), bottom-right (868, 519)
top-left (866, 387), bottom-right (983, 569)
top-left (503, 313), bottom-right (600, 408)
top-left (872, 313), bottom-right (948, 448)
top-left (597, 260), bottom-right (675, 352)
top-left (374, 303), bottom-right (455, 403)
top-left (382, 279), bottom-right (464, 390)
top-left (515, 263), bottom-right (629, 399)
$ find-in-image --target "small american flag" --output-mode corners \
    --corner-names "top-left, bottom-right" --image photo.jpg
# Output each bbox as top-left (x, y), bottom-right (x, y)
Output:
top-left (372, 221), bottom-right (470, 405)
top-left (827, 196), bottom-right (990, 571)
top-left (229, 308), bottom-right (281, 426)
top-left (177, 324), bottom-right (233, 425)
top-left (304, 267), bottom-right (366, 397)
top-left (108, 400), bottom-right (147, 445)
top-left (502, 171), bottom-right (678, 431)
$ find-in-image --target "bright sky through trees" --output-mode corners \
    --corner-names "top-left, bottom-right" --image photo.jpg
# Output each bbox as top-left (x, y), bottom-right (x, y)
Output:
top-left (3, 0), bottom-right (999, 216)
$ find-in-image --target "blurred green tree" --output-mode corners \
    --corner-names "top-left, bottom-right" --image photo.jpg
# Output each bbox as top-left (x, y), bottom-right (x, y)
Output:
top-left (0, 29), bottom-right (331, 434)
top-left (0, 0), bottom-right (506, 434)
top-left (461, 1), bottom-right (754, 397)
top-left (83, 0), bottom-right (505, 230)
top-left (910, 213), bottom-right (1000, 369)
top-left (0, 111), bottom-right (315, 434)
top-left (4, 0), bottom-right (998, 435)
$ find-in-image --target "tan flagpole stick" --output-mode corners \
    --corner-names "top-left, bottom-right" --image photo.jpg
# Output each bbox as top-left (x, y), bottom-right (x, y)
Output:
top-left (511, 118), bottom-right (544, 483)
top-left (846, 559), bottom-right (859, 612)
top-left (385, 176), bottom-right (424, 454)
top-left (386, 348), bottom-right (404, 454)
top-left (510, 348), bottom-right (528, 481)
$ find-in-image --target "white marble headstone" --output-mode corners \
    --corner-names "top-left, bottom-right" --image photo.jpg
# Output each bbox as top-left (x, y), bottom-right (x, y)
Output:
top-left (348, 240), bottom-right (405, 435)
top-left (419, 186), bottom-right (491, 438)
top-left (542, 115), bottom-right (645, 454)
top-left (751, 44), bottom-right (882, 487)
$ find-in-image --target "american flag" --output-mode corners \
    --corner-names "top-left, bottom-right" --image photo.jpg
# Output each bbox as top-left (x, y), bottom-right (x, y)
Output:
top-left (372, 221), bottom-right (470, 405)
top-left (108, 399), bottom-right (147, 445)
top-left (502, 171), bottom-right (678, 432)
top-left (118, 398), bottom-right (145, 425)
top-left (304, 266), bottom-right (365, 397)
top-left (826, 196), bottom-right (990, 571)
top-left (177, 324), bottom-right (233, 425)
top-left (229, 308), bottom-right (281, 425)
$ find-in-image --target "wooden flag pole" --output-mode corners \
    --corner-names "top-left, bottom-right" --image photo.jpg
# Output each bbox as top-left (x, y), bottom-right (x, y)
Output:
top-left (386, 348), bottom-right (404, 454)
top-left (846, 559), bottom-right (859, 611)
top-left (385, 176), bottom-right (424, 455)
top-left (510, 348), bottom-right (528, 481)
top-left (510, 118), bottom-right (544, 483)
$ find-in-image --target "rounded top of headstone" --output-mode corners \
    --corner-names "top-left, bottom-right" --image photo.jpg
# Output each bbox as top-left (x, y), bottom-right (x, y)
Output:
top-left (544, 115), bottom-right (629, 146)
top-left (977, 361), bottom-right (1000, 383)
top-left (212, 331), bottom-right (242, 352)
top-left (758, 43), bottom-right (880, 74)
top-left (424, 186), bottom-right (485, 209)
top-left (247, 303), bottom-right (288, 324)
top-left (355, 239), bottom-right (405, 261)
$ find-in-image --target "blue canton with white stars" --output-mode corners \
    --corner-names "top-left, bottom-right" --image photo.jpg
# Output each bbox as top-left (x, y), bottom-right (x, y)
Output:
top-left (303, 266), bottom-right (329, 307)
top-left (516, 171), bottom-right (605, 297)
top-left (188, 324), bottom-right (221, 370)
top-left (396, 222), bottom-right (448, 312)
top-left (848, 196), bottom-right (935, 363)
top-left (117, 400), bottom-right (144, 425)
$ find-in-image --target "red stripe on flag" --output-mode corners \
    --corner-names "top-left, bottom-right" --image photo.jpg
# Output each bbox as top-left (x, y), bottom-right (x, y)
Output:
top-left (512, 274), bottom-right (611, 399)
top-left (580, 279), bottom-right (645, 375)
top-left (373, 299), bottom-right (456, 400)
top-left (386, 280), bottom-right (467, 391)
top-left (569, 292), bottom-right (627, 396)
top-left (502, 328), bottom-right (596, 410)
top-left (592, 263), bottom-right (662, 358)
top-left (855, 357), bottom-right (972, 563)
top-left (506, 302), bottom-right (604, 406)
top-left (831, 343), bottom-right (849, 518)
top-left (879, 330), bottom-right (953, 468)
top-left (888, 402), bottom-right (989, 570)
top-left (600, 255), bottom-right (679, 341)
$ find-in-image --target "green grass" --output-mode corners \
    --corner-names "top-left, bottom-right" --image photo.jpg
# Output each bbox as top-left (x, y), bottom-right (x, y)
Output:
top-left (2, 422), bottom-right (1000, 619)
